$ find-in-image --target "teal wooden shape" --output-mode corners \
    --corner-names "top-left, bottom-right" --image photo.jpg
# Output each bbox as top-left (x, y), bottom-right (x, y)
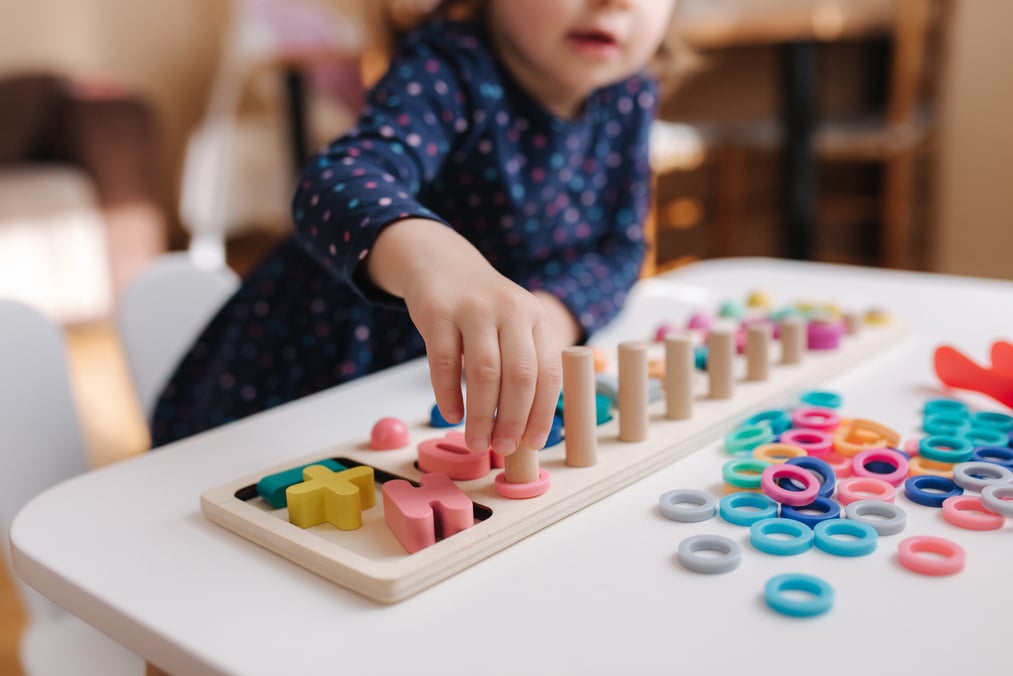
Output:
top-left (257, 458), bottom-right (346, 508)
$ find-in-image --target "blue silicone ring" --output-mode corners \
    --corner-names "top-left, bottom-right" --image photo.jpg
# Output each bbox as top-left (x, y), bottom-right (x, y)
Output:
top-left (903, 475), bottom-right (963, 507)
top-left (814, 519), bottom-right (878, 556)
top-left (750, 518), bottom-right (814, 556)
top-left (800, 389), bottom-right (842, 409)
top-left (918, 435), bottom-right (974, 464)
top-left (784, 456), bottom-right (836, 498)
top-left (972, 445), bottom-right (1013, 471)
top-left (780, 496), bottom-right (842, 529)
top-left (719, 492), bottom-right (779, 526)
top-left (765, 573), bottom-right (834, 617)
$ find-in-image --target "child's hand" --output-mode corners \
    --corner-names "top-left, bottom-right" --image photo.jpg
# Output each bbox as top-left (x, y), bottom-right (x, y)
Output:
top-left (367, 218), bottom-right (574, 454)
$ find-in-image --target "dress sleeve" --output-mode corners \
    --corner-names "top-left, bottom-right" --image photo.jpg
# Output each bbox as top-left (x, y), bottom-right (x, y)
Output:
top-left (291, 34), bottom-right (469, 305)
top-left (527, 80), bottom-right (656, 341)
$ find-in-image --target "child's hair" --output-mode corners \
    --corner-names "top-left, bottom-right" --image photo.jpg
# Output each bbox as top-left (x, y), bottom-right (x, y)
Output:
top-left (381, 0), bottom-right (694, 97)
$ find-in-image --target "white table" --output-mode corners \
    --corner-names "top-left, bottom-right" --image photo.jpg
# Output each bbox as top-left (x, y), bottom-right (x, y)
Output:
top-left (12, 258), bottom-right (1013, 675)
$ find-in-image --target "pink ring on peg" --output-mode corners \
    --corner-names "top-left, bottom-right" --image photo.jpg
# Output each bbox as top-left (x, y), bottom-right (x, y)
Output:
top-left (494, 469), bottom-right (551, 499)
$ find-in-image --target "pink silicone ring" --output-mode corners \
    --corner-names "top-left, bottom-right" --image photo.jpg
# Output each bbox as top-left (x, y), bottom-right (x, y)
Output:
top-left (941, 495), bottom-right (1006, 531)
top-left (903, 438), bottom-right (921, 456)
top-left (852, 448), bottom-right (909, 486)
top-left (779, 429), bottom-right (833, 457)
top-left (835, 477), bottom-right (896, 505)
top-left (898, 536), bottom-right (965, 576)
top-left (791, 406), bottom-right (841, 432)
top-left (494, 468), bottom-right (551, 499)
top-left (761, 464), bottom-right (819, 506)
top-left (823, 453), bottom-right (853, 478)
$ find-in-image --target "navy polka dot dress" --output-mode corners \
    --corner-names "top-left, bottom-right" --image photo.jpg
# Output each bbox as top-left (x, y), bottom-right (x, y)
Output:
top-left (150, 19), bottom-right (656, 447)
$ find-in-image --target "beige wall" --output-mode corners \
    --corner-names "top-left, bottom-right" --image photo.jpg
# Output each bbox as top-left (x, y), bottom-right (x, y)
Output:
top-left (935, 1), bottom-right (1013, 280)
top-left (0, 0), bottom-right (231, 240)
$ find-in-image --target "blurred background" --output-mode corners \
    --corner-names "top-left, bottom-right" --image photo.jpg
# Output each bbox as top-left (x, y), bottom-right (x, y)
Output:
top-left (0, 0), bottom-right (1010, 672)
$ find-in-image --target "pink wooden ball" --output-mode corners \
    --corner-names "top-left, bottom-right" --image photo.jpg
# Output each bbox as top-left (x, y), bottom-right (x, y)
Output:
top-left (370, 417), bottom-right (409, 450)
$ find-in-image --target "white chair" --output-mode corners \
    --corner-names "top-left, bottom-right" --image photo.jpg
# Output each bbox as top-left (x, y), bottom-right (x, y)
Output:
top-left (0, 299), bottom-right (143, 675)
top-left (116, 252), bottom-right (240, 422)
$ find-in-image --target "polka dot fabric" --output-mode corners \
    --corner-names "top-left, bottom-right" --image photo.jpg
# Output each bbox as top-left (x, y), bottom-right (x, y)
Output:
top-left (151, 20), bottom-right (656, 447)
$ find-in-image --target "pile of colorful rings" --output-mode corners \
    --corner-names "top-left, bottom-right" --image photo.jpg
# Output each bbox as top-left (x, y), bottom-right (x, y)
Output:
top-left (660, 390), bottom-right (1013, 618)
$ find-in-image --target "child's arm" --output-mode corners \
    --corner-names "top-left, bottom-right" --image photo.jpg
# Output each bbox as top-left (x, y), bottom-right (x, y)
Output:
top-left (366, 217), bottom-right (568, 455)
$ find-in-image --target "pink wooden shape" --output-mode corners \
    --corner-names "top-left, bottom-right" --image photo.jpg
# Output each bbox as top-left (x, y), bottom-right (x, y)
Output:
top-left (382, 473), bottom-right (474, 554)
top-left (417, 430), bottom-right (491, 480)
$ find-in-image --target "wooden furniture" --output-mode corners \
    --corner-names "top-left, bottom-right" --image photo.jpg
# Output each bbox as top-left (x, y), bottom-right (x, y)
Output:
top-left (650, 0), bottom-right (947, 270)
top-left (9, 258), bottom-right (1013, 673)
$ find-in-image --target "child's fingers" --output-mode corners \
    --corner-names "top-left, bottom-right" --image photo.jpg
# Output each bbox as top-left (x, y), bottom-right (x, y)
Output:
top-left (522, 322), bottom-right (563, 450)
top-left (491, 323), bottom-right (538, 455)
top-left (424, 317), bottom-right (464, 424)
top-left (461, 324), bottom-right (501, 453)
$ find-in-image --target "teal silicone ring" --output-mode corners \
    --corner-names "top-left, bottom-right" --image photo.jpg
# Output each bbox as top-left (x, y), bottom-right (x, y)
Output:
top-left (719, 492), bottom-right (779, 526)
top-left (800, 390), bottom-right (843, 409)
top-left (919, 435), bottom-right (974, 464)
top-left (922, 398), bottom-right (970, 418)
top-left (964, 426), bottom-right (1007, 447)
top-left (750, 518), bottom-right (814, 556)
top-left (765, 574), bottom-right (834, 617)
top-left (725, 423), bottom-right (775, 456)
top-left (722, 458), bottom-right (773, 489)
top-left (971, 411), bottom-right (1013, 433)
top-left (814, 520), bottom-right (878, 557)
top-left (746, 409), bottom-right (792, 435)
top-left (922, 414), bottom-right (971, 437)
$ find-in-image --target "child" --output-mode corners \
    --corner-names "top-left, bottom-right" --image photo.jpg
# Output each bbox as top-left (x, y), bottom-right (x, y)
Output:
top-left (151, 0), bottom-right (681, 455)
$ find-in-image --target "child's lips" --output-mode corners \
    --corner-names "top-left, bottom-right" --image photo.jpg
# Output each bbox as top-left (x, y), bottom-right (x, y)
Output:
top-left (567, 28), bottom-right (621, 55)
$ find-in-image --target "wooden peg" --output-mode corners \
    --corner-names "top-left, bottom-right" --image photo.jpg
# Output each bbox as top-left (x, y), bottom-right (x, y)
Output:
top-left (745, 323), bottom-right (771, 381)
top-left (562, 346), bottom-right (597, 467)
top-left (664, 334), bottom-right (693, 420)
top-left (780, 316), bottom-right (805, 364)
top-left (707, 326), bottom-right (734, 399)
top-left (503, 442), bottom-right (540, 484)
top-left (618, 341), bottom-right (649, 442)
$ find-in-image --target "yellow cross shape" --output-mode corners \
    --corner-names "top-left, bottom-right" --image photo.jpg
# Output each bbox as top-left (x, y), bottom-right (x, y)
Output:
top-left (286, 465), bottom-right (376, 530)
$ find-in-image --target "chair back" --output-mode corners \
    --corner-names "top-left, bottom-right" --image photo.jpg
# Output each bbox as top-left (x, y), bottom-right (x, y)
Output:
top-left (116, 252), bottom-right (239, 421)
top-left (0, 299), bottom-right (87, 623)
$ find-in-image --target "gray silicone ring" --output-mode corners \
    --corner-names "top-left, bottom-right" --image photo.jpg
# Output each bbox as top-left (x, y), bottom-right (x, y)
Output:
top-left (845, 499), bottom-right (907, 536)
top-left (952, 461), bottom-right (1013, 492)
top-left (659, 489), bottom-right (717, 522)
top-left (678, 534), bottom-right (742, 574)
top-left (981, 484), bottom-right (1013, 517)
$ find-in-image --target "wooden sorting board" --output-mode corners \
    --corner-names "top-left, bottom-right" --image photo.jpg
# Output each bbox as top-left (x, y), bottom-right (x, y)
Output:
top-left (201, 319), bottom-right (911, 603)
